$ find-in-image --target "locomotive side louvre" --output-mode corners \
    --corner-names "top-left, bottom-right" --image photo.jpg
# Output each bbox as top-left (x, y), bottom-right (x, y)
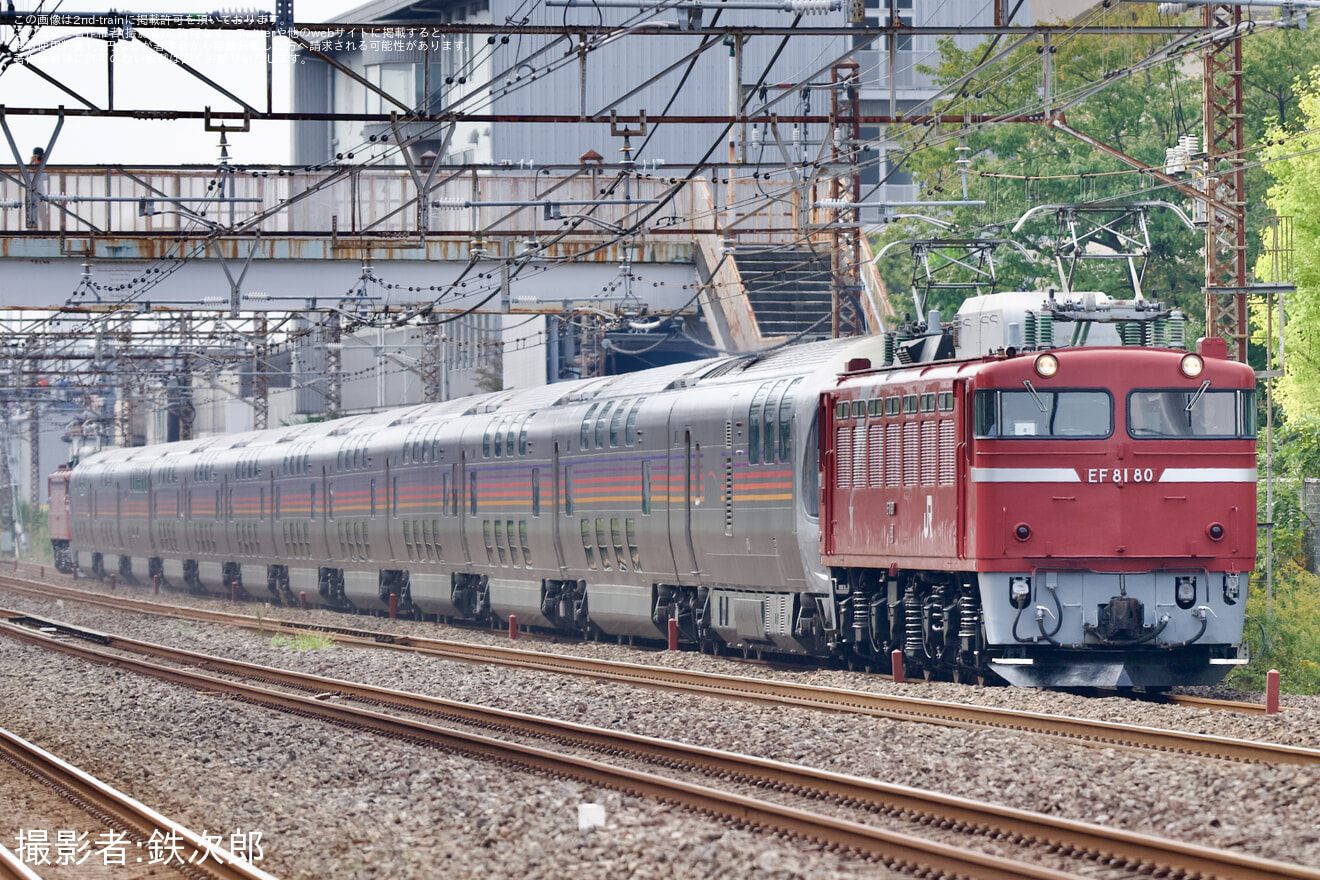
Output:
top-left (820, 364), bottom-right (970, 570)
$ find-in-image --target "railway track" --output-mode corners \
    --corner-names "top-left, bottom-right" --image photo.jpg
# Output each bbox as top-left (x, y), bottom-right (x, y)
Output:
top-left (0, 720), bottom-right (276, 880)
top-left (0, 844), bottom-right (41, 880)
top-left (2, 609), bottom-right (1316, 880)
top-left (0, 572), bottom-right (1307, 767)
top-left (2, 569), bottom-right (1276, 715)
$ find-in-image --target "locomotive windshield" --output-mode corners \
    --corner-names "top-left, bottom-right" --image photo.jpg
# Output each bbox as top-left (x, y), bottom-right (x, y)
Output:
top-left (1128, 389), bottom-right (1257, 439)
top-left (973, 389), bottom-right (1112, 439)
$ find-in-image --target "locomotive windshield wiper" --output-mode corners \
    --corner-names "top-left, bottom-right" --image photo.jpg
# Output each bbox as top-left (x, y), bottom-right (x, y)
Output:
top-left (1021, 379), bottom-right (1048, 413)
top-left (1185, 379), bottom-right (1211, 412)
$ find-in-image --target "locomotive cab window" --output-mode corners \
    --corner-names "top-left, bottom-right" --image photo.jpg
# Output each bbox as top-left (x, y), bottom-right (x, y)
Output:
top-left (974, 389), bottom-right (1113, 439)
top-left (580, 403), bottom-right (599, 449)
top-left (609, 401), bottom-right (626, 447)
top-left (506, 418), bottom-right (519, 458)
top-left (802, 411), bottom-right (819, 518)
top-left (779, 377), bottom-right (801, 463)
top-left (595, 401), bottom-right (614, 449)
top-left (750, 384), bottom-right (772, 463)
top-left (764, 379), bottom-right (789, 462)
top-left (624, 398), bottom-right (644, 445)
top-left (1128, 388), bottom-right (1257, 439)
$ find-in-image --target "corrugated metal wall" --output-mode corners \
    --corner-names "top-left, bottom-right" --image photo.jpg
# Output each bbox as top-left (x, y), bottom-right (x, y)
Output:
top-left (487, 2), bottom-right (847, 167)
top-left (292, 56), bottom-right (333, 167)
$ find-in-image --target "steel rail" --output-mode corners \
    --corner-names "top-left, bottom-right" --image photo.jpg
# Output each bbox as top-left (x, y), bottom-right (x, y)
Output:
top-left (1, 574), bottom-right (1306, 765)
top-left (5, 617), bottom-right (1314, 880)
top-left (9, 573), bottom-right (1276, 713)
top-left (0, 724), bottom-right (277, 880)
top-left (5, 612), bottom-right (1318, 880)
top-left (0, 616), bottom-right (1079, 880)
top-left (0, 844), bottom-right (41, 880)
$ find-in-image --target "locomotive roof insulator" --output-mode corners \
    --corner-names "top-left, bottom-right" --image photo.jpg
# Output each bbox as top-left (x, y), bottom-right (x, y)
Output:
top-left (1049, 297), bottom-right (1173, 324)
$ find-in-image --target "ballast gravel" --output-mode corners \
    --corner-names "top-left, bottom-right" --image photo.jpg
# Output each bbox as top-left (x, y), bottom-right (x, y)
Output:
top-left (2, 575), bottom-right (1319, 879)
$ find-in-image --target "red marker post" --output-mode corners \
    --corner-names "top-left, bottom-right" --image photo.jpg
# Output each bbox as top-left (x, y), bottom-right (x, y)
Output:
top-left (389, 593), bottom-right (397, 620)
top-left (508, 614), bottom-right (518, 640)
top-left (109, 573), bottom-right (116, 591)
top-left (891, 649), bottom-right (906, 683)
top-left (1266, 669), bottom-right (1281, 715)
top-left (299, 591), bottom-right (306, 610)
top-left (667, 617), bottom-right (678, 651)
top-left (153, 574), bottom-right (161, 595)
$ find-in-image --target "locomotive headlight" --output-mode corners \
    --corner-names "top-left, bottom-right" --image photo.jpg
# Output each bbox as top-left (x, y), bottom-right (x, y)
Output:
top-left (1034, 353), bottom-right (1059, 378)
top-left (1175, 576), bottom-right (1197, 610)
top-left (1009, 577), bottom-right (1032, 609)
top-left (1180, 353), bottom-right (1204, 378)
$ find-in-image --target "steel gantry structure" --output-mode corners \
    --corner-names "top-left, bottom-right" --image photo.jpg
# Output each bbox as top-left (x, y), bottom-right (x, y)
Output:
top-left (0, 1), bottom-right (1279, 360)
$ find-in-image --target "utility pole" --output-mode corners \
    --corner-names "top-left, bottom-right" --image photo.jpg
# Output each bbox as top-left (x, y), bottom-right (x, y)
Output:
top-left (1201, 2), bottom-right (1249, 361)
top-left (252, 314), bottom-right (269, 430)
top-left (830, 60), bottom-right (865, 338)
top-left (325, 312), bottom-right (342, 417)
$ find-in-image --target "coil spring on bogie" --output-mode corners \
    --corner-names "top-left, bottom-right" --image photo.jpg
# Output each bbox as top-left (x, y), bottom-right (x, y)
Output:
top-left (958, 591), bottom-right (980, 640)
top-left (851, 579), bottom-right (869, 646)
top-left (904, 583), bottom-right (922, 654)
top-left (928, 586), bottom-right (946, 636)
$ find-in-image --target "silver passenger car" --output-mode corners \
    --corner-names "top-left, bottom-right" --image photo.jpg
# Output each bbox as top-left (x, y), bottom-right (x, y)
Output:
top-left (69, 336), bottom-right (888, 652)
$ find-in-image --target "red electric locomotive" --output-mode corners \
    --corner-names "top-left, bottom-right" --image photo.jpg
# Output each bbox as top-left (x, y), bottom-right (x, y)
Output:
top-left (822, 335), bottom-right (1256, 687)
top-left (47, 464), bottom-right (74, 574)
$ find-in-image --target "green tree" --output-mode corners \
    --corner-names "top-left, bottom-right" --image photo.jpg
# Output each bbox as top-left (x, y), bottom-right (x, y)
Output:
top-left (474, 344), bottom-right (505, 393)
top-left (1242, 24), bottom-right (1320, 144)
top-left (872, 11), bottom-right (1204, 319)
top-left (1243, 24), bottom-right (1320, 284)
top-left (873, 11), bottom-right (1320, 330)
top-left (1255, 68), bottom-right (1320, 419)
